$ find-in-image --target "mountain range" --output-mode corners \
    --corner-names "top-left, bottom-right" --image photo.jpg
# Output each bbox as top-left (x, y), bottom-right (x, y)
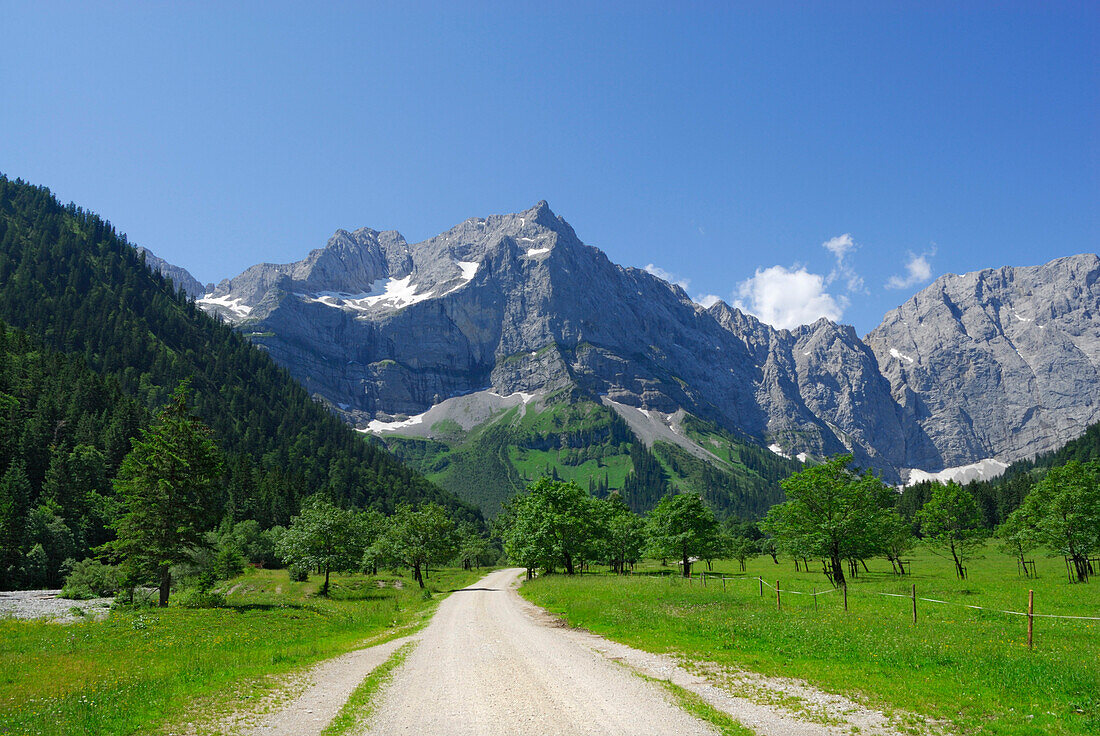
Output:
top-left (146, 201), bottom-right (1098, 510)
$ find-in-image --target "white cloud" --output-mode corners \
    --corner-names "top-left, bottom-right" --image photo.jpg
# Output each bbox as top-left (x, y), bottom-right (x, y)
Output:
top-left (644, 263), bottom-right (721, 308)
top-left (822, 233), bottom-right (865, 293)
top-left (643, 263), bottom-right (691, 292)
top-left (695, 294), bottom-right (722, 308)
top-left (733, 265), bottom-right (845, 330)
top-left (823, 233), bottom-right (855, 260)
top-left (886, 250), bottom-right (935, 290)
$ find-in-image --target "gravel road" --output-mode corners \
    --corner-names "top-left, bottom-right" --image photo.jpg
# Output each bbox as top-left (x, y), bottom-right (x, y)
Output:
top-left (234, 568), bottom-right (918, 736)
top-left (245, 635), bottom-right (413, 736)
top-left (362, 568), bottom-right (717, 736)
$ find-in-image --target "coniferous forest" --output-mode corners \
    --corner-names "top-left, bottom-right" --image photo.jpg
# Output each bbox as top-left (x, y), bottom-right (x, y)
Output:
top-left (0, 175), bottom-right (479, 590)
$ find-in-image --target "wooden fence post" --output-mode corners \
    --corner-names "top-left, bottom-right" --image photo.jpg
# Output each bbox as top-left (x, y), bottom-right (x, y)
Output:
top-left (776, 580), bottom-right (781, 612)
top-left (843, 583), bottom-right (848, 612)
top-left (912, 583), bottom-right (917, 624)
top-left (1028, 589), bottom-right (1034, 650)
top-left (813, 587), bottom-right (818, 612)
top-left (703, 573), bottom-right (707, 587)
top-left (759, 577), bottom-right (763, 597)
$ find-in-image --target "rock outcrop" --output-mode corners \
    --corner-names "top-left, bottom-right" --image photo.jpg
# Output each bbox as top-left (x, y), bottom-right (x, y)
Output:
top-left (865, 254), bottom-right (1100, 470)
top-left (136, 247), bottom-right (206, 299)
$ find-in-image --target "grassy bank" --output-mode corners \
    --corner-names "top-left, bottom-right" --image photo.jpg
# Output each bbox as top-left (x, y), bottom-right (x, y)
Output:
top-left (0, 566), bottom-right (487, 736)
top-left (520, 549), bottom-right (1099, 735)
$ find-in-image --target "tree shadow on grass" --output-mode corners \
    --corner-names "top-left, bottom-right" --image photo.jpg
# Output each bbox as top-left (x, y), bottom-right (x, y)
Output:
top-left (226, 602), bottom-right (323, 612)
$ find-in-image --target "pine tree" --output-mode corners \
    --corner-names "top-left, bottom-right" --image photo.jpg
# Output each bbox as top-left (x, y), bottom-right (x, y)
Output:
top-left (103, 382), bottom-right (223, 606)
top-left (0, 463), bottom-right (31, 589)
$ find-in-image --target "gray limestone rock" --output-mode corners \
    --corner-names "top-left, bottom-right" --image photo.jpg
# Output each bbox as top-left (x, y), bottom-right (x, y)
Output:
top-left (196, 203), bottom-right (1099, 482)
top-left (136, 247), bottom-right (205, 299)
top-left (865, 254), bottom-right (1100, 470)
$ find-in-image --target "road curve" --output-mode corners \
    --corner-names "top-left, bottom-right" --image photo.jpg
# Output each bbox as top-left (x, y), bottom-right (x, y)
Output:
top-left (363, 568), bottom-right (716, 735)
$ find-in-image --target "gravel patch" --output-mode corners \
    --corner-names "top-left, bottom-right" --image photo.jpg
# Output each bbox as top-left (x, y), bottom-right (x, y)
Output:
top-left (0, 589), bottom-right (113, 622)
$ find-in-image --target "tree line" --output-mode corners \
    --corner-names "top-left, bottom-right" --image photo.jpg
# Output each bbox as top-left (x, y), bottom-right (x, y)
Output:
top-left (63, 383), bottom-right (491, 606)
top-left (0, 175), bottom-right (478, 526)
top-left (497, 476), bottom-right (743, 579)
top-left (496, 454), bottom-right (1100, 588)
top-left (764, 455), bottom-right (1100, 586)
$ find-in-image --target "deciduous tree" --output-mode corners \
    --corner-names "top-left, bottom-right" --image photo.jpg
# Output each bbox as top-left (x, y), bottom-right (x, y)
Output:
top-left (602, 495), bottom-right (647, 574)
top-left (646, 493), bottom-right (719, 578)
top-left (498, 478), bottom-right (602, 576)
top-left (1004, 461), bottom-right (1100, 582)
top-left (378, 503), bottom-right (458, 588)
top-left (277, 495), bottom-right (365, 596)
top-left (917, 481), bottom-right (987, 579)
top-left (762, 455), bottom-right (895, 588)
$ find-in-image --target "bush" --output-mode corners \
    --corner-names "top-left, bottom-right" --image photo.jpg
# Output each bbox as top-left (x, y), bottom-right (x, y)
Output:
top-left (175, 588), bottom-right (226, 608)
top-left (113, 587), bottom-right (158, 608)
top-left (60, 558), bottom-right (120, 599)
top-left (288, 564), bottom-right (309, 582)
top-left (233, 521), bottom-right (284, 568)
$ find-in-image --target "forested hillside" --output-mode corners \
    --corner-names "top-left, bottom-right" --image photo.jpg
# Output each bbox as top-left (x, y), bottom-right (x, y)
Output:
top-left (0, 175), bottom-right (478, 588)
top-left (0, 323), bottom-right (147, 588)
top-left (897, 420), bottom-right (1100, 530)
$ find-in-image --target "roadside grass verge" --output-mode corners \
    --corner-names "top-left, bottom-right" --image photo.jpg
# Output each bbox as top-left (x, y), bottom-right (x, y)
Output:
top-left (520, 548), bottom-right (1099, 736)
top-left (0, 566), bottom-right (487, 736)
top-left (320, 640), bottom-right (415, 736)
top-left (644, 676), bottom-right (755, 736)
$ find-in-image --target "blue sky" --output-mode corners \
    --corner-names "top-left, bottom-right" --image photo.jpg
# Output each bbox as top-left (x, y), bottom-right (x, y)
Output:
top-left (1, 2), bottom-right (1096, 334)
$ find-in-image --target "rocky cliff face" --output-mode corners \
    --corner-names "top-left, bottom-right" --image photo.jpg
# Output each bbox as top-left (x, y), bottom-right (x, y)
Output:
top-left (865, 254), bottom-right (1100, 470)
top-left (137, 247), bottom-right (207, 299)
top-left (194, 202), bottom-right (1100, 482)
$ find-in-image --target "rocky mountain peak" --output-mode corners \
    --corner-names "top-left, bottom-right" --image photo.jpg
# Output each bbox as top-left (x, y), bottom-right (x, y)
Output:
top-left (867, 252), bottom-right (1100, 471)
top-left (192, 203), bottom-right (1099, 483)
top-left (135, 246), bottom-right (206, 299)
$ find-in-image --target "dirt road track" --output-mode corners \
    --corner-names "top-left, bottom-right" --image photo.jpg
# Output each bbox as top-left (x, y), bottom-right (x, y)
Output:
top-left (246, 635), bottom-right (412, 735)
top-left (246, 568), bottom-right (914, 736)
top-left (362, 567), bottom-right (717, 735)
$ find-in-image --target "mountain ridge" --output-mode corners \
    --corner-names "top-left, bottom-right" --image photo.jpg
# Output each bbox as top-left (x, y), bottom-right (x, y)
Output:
top-left (177, 201), bottom-right (1098, 489)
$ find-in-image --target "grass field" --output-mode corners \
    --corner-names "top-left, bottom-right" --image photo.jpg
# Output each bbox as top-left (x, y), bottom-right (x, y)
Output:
top-left (520, 547), bottom-right (1099, 736)
top-left (0, 566), bottom-right (487, 736)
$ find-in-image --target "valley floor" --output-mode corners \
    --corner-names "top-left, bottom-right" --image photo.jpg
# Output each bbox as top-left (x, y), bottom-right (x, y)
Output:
top-left (210, 568), bottom-right (918, 736)
top-left (520, 550), bottom-right (1100, 736)
top-left (8, 556), bottom-right (1088, 735)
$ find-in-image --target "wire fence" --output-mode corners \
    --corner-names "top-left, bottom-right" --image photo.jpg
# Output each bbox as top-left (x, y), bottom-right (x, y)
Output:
top-left (675, 570), bottom-right (1100, 648)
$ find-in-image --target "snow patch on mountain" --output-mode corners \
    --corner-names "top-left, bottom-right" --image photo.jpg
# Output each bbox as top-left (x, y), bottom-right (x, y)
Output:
top-left (360, 411), bottom-right (429, 433)
top-left (456, 261), bottom-right (479, 280)
top-left (905, 458), bottom-right (1008, 486)
top-left (304, 275), bottom-right (435, 312)
top-left (197, 294), bottom-right (252, 319)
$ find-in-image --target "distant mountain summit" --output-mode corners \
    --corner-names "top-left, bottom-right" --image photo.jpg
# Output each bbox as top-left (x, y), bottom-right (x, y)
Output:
top-left (136, 246), bottom-right (207, 299)
top-left (194, 202), bottom-right (1100, 485)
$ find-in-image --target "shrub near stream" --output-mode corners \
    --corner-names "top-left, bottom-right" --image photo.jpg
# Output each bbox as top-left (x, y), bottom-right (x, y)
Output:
top-left (0, 566), bottom-right (484, 736)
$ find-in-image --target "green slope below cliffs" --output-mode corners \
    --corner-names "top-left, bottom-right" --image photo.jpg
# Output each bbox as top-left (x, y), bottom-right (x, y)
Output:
top-left (379, 396), bottom-right (798, 518)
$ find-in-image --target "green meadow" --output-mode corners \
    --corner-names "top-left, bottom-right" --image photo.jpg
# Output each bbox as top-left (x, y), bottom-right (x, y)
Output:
top-left (520, 547), bottom-right (1100, 736)
top-left (0, 566), bottom-right (486, 736)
